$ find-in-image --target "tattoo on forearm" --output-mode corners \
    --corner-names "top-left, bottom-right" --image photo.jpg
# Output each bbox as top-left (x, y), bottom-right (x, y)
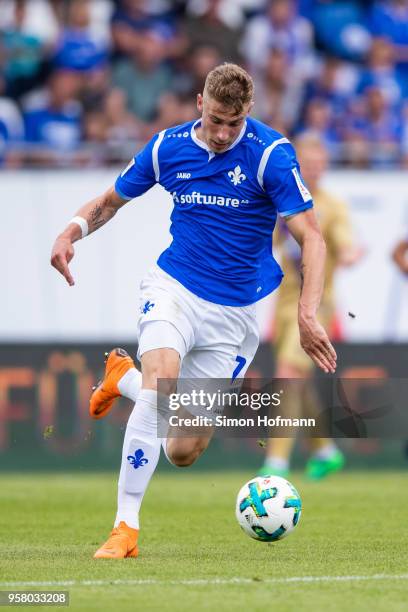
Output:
top-left (300, 264), bottom-right (305, 291)
top-left (88, 204), bottom-right (106, 231)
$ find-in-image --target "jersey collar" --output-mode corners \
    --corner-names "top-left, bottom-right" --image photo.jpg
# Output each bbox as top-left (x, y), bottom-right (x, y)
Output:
top-left (190, 119), bottom-right (247, 160)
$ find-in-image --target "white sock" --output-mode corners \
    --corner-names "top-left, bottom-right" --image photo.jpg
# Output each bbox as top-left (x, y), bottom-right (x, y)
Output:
top-left (314, 442), bottom-right (338, 461)
top-left (115, 389), bottom-right (161, 529)
top-left (264, 456), bottom-right (289, 472)
top-left (117, 367), bottom-right (142, 402)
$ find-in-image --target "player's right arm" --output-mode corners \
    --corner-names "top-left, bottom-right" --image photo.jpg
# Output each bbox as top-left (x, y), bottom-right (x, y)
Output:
top-left (51, 187), bottom-right (128, 286)
top-left (51, 132), bottom-right (161, 286)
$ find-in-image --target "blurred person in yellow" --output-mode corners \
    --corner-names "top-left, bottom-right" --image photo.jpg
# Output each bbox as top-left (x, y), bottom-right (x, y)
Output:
top-left (259, 132), bottom-right (362, 480)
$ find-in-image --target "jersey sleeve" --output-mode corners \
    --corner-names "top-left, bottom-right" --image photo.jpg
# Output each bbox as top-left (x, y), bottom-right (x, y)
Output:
top-left (262, 142), bottom-right (313, 217)
top-left (114, 133), bottom-right (160, 200)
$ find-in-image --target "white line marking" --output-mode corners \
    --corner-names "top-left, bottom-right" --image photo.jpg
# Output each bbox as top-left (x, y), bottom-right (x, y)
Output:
top-left (1, 574), bottom-right (407, 588)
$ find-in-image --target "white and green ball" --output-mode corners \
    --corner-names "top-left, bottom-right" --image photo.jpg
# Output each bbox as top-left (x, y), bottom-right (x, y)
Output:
top-left (236, 475), bottom-right (302, 542)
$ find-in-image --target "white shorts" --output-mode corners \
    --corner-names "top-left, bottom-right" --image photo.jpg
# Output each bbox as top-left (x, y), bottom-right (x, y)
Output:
top-left (137, 265), bottom-right (259, 382)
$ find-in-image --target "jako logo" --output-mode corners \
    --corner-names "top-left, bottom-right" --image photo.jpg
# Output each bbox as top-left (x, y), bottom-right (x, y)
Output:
top-left (176, 172), bottom-right (191, 179)
top-left (228, 165), bottom-right (246, 186)
top-left (142, 300), bottom-right (155, 314)
top-left (127, 449), bottom-right (149, 469)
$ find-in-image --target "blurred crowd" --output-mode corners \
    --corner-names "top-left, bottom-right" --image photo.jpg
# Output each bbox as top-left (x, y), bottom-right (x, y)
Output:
top-left (0, 0), bottom-right (408, 168)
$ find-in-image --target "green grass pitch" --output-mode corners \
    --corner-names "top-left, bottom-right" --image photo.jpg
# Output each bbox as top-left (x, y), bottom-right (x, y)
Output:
top-left (0, 470), bottom-right (407, 611)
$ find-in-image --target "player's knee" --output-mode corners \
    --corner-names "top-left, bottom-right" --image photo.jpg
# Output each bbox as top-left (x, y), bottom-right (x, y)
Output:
top-left (167, 439), bottom-right (207, 467)
top-left (142, 364), bottom-right (178, 394)
top-left (170, 452), bottom-right (197, 468)
top-left (141, 349), bottom-right (180, 393)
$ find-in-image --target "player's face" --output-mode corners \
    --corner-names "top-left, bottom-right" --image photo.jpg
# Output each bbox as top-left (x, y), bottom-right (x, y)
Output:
top-left (197, 94), bottom-right (252, 153)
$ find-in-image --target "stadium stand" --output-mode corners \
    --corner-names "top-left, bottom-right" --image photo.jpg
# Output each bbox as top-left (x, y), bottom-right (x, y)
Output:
top-left (0, 0), bottom-right (407, 167)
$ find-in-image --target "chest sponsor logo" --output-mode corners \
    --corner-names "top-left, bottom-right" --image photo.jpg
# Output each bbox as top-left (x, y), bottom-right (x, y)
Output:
top-left (228, 165), bottom-right (246, 186)
top-left (171, 191), bottom-right (245, 208)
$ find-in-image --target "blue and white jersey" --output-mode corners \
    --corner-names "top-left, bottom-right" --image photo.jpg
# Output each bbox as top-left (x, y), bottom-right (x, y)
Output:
top-left (115, 116), bottom-right (313, 306)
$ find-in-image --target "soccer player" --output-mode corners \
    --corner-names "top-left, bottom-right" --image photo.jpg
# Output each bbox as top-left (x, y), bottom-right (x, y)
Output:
top-left (51, 63), bottom-right (336, 559)
top-left (259, 133), bottom-right (362, 480)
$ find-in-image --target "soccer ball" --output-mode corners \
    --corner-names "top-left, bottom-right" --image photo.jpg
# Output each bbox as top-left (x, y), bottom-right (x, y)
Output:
top-left (235, 475), bottom-right (302, 542)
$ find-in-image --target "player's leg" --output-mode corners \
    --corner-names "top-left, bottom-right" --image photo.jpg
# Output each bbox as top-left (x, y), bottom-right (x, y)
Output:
top-left (300, 305), bottom-right (345, 480)
top-left (304, 383), bottom-right (345, 480)
top-left (94, 343), bottom-right (181, 559)
top-left (173, 300), bottom-right (260, 457)
top-left (259, 361), bottom-right (307, 477)
top-left (89, 348), bottom-right (142, 419)
top-left (260, 312), bottom-right (311, 476)
top-left (89, 344), bottom-right (214, 468)
top-left (94, 265), bottom-right (197, 558)
top-left (306, 437), bottom-right (345, 480)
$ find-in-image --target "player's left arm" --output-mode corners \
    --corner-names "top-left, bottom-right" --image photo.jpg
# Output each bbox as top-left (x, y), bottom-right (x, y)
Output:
top-left (285, 209), bottom-right (337, 374)
top-left (262, 142), bottom-right (336, 373)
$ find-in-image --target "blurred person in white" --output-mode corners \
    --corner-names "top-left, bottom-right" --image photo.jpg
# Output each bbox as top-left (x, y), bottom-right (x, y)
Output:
top-left (259, 133), bottom-right (362, 480)
top-left (241, 0), bottom-right (316, 79)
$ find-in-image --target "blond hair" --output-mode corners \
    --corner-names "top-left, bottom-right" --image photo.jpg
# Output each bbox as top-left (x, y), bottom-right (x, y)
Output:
top-left (203, 63), bottom-right (254, 114)
top-left (294, 131), bottom-right (328, 155)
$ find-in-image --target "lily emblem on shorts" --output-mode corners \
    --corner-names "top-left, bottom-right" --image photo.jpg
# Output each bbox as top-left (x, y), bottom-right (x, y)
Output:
top-left (228, 165), bottom-right (246, 186)
top-left (142, 300), bottom-right (155, 314)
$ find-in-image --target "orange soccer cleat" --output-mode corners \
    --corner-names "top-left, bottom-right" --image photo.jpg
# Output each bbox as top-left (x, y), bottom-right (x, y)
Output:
top-left (93, 522), bottom-right (139, 559)
top-left (89, 348), bottom-right (135, 419)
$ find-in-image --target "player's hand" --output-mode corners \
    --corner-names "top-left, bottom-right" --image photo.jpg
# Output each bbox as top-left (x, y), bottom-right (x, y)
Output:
top-left (50, 237), bottom-right (75, 286)
top-left (298, 313), bottom-right (337, 374)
